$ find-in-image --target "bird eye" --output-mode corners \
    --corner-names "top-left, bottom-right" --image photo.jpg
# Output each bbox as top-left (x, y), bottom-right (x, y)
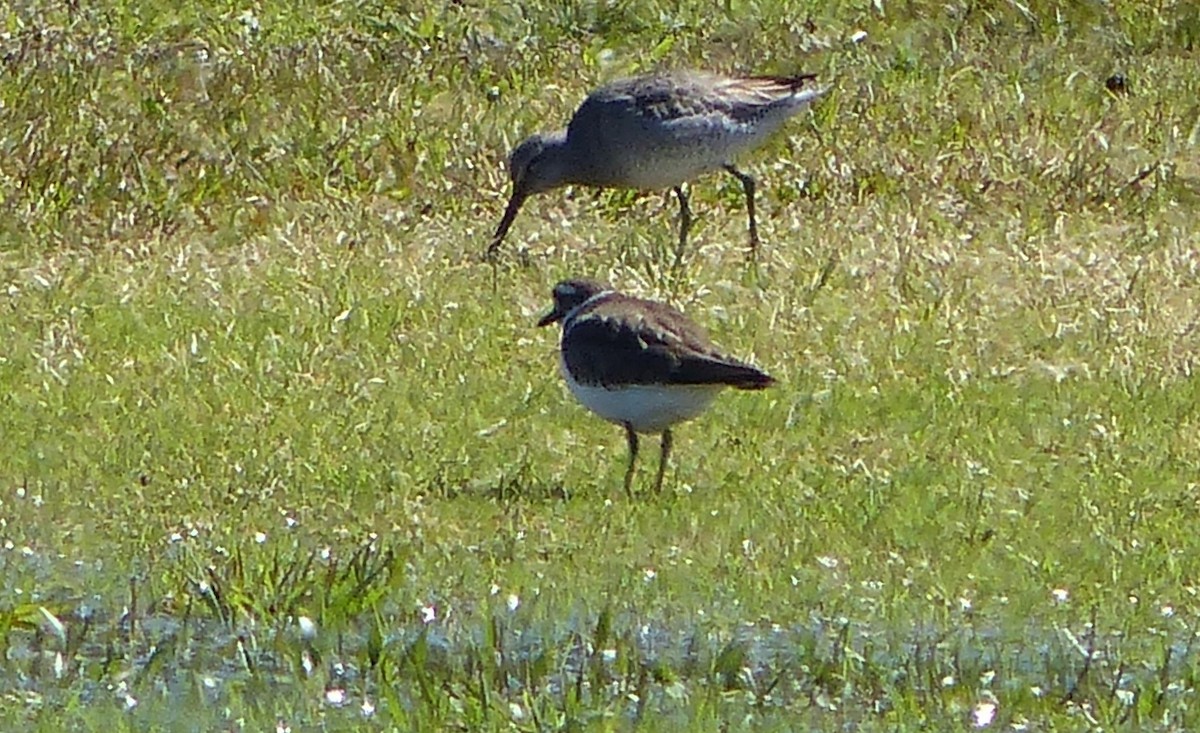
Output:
top-left (510, 138), bottom-right (544, 182)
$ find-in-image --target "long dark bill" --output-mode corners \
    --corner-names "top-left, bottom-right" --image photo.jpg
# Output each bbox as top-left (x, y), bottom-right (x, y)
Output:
top-left (486, 190), bottom-right (528, 257)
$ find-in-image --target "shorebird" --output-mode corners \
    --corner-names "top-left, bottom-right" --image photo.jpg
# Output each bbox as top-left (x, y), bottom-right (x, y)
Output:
top-left (489, 70), bottom-right (828, 258)
top-left (537, 278), bottom-right (776, 495)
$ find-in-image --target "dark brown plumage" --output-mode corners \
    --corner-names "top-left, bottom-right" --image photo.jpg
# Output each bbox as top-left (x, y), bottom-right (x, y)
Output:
top-left (537, 278), bottom-right (776, 494)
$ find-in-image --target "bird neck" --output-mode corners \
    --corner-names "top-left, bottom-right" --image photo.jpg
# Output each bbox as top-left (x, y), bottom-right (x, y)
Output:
top-left (562, 290), bottom-right (617, 329)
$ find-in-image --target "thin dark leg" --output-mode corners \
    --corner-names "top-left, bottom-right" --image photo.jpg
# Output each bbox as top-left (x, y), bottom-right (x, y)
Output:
top-left (723, 164), bottom-right (759, 253)
top-left (654, 429), bottom-right (673, 494)
top-left (624, 424), bottom-right (639, 498)
top-left (672, 185), bottom-right (692, 266)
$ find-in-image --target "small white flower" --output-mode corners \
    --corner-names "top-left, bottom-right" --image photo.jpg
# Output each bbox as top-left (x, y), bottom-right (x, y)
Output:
top-left (123, 694), bottom-right (138, 711)
top-left (297, 616), bottom-right (317, 640)
top-left (238, 9), bottom-right (261, 35)
top-left (1161, 604), bottom-right (1175, 618)
top-left (506, 594), bottom-right (520, 612)
top-left (941, 675), bottom-right (956, 687)
top-left (254, 531), bottom-right (267, 544)
top-left (360, 697), bottom-right (376, 717)
top-left (850, 30), bottom-right (868, 44)
top-left (324, 688), bottom-right (347, 706)
top-left (1051, 588), bottom-right (1069, 604)
top-left (489, 583), bottom-right (501, 596)
top-left (600, 648), bottom-right (617, 663)
top-left (817, 555), bottom-right (838, 569)
top-left (643, 568), bottom-right (657, 582)
top-left (509, 702), bottom-right (526, 721)
top-left (972, 700), bottom-right (997, 727)
top-left (420, 604), bottom-right (437, 624)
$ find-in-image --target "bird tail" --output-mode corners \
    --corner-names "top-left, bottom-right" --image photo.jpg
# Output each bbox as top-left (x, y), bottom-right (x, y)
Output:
top-left (739, 73), bottom-right (831, 108)
top-left (757, 73), bottom-right (819, 91)
top-left (728, 367), bottom-right (777, 390)
top-left (679, 358), bottom-right (777, 389)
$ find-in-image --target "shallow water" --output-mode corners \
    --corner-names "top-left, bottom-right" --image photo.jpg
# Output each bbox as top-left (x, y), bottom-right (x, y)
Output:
top-left (2, 587), bottom-right (1193, 728)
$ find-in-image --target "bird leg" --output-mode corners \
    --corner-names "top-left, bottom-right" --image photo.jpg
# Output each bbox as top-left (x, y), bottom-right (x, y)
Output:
top-left (624, 423), bottom-right (639, 498)
top-left (672, 185), bottom-right (692, 267)
top-left (654, 428), bottom-right (673, 494)
top-left (723, 164), bottom-right (759, 253)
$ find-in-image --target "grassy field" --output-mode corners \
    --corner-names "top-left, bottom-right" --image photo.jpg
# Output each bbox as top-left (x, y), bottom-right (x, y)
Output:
top-left (2, 0), bottom-right (1200, 729)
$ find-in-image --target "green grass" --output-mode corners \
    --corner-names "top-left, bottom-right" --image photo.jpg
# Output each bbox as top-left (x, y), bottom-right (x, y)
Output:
top-left (2, 0), bottom-right (1200, 729)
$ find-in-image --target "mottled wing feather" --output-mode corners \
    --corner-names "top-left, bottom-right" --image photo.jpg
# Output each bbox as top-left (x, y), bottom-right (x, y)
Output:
top-left (728, 74), bottom-right (819, 96)
top-left (708, 74), bottom-right (821, 123)
top-left (579, 72), bottom-right (820, 137)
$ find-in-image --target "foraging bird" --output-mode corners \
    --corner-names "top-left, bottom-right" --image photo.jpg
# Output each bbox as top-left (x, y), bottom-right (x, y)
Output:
top-left (489, 70), bottom-right (829, 257)
top-left (537, 278), bottom-right (776, 494)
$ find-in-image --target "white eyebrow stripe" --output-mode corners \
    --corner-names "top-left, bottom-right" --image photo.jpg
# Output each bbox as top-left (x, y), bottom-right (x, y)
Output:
top-left (562, 289), bottom-right (616, 329)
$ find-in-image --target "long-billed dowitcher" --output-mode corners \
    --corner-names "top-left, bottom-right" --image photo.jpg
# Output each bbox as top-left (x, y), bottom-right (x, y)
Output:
top-left (489, 70), bottom-right (828, 257)
top-left (537, 278), bottom-right (776, 495)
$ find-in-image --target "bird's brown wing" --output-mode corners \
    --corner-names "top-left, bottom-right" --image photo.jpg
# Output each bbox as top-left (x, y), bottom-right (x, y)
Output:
top-left (563, 299), bottom-right (775, 390)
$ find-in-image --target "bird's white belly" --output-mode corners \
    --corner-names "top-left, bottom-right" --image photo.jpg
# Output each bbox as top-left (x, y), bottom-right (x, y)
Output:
top-left (603, 119), bottom-right (769, 190)
top-left (617, 155), bottom-right (723, 190)
top-left (562, 368), bottom-right (723, 433)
